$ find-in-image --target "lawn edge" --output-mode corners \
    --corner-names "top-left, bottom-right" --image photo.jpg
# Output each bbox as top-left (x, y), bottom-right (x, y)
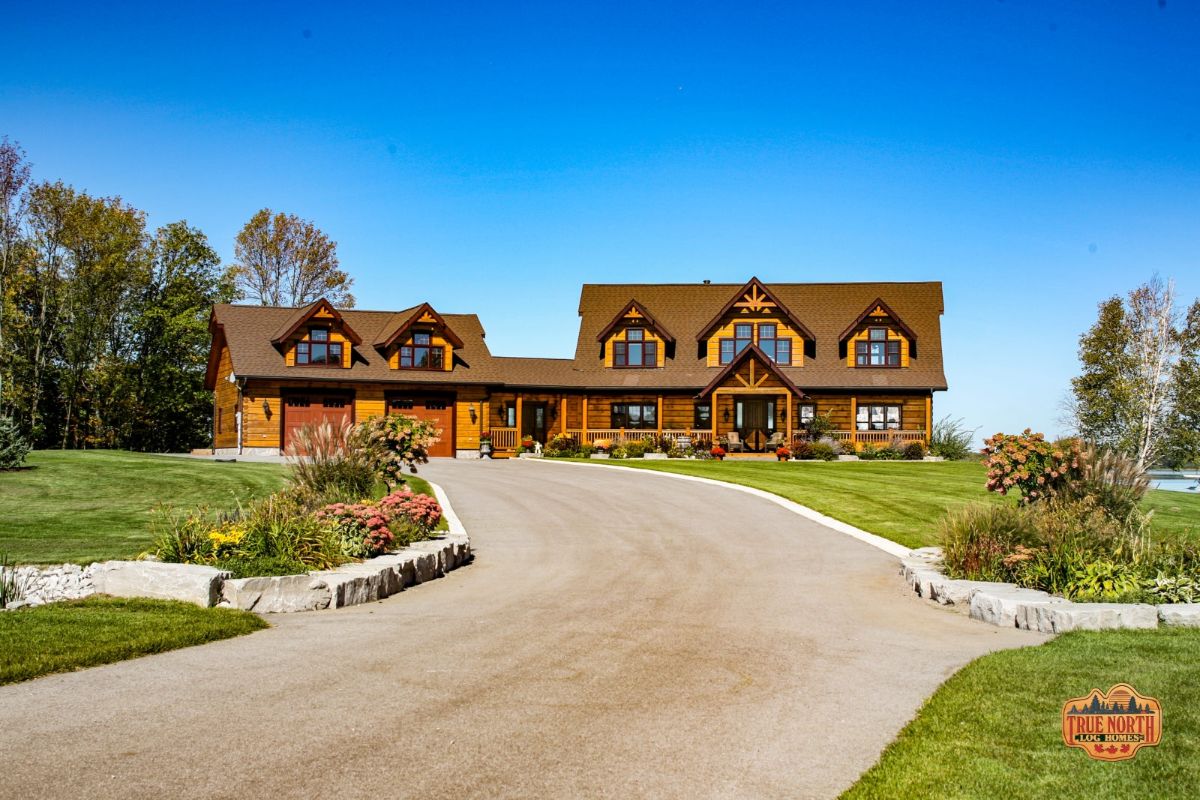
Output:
top-left (522, 458), bottom-right (913, 559)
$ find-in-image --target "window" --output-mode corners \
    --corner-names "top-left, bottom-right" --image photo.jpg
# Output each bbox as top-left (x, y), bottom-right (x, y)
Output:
top-left (399, 331), bottom-right (444, 370)
top-left (758, 324), bottom-right (791, 365)
top-left (503, 405), bottom-right (516, 427)
top-left (856, 404), bottom-right (901, 430)
top-left (718, 323), bottom-right (754, 364)
top-left (611, 403), bottom-right (657, 429)
top-left (855, 328), bottom-right (901, 367)
top-left (295, 328), bottom-right (344, 367)
top-left (613, 328), bottom-right (657, 367)
top-left (798, 404), bottom-right (815, 425)
top-left (389, 398), bottom-right (414, 411)
top-left (694, 402), bottom-right (712, 428)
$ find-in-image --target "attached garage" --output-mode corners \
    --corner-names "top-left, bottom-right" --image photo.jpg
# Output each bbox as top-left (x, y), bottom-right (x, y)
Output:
top-left (282, 392), bottom-right (354, 454)
top-left (387, 395), bottom-right (455, 458)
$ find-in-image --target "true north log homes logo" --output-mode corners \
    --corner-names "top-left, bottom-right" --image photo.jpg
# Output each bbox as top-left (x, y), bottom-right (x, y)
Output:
top-left (1062, 684), bottom-right (1162, 761)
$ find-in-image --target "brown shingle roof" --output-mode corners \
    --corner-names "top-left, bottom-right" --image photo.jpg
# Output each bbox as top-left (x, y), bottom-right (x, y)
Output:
top-left (212, 280), bottom-right (948, 392)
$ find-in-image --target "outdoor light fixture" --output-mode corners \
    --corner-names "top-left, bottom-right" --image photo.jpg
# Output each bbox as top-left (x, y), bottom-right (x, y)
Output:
top-left (262, 399), bottom-right (271, 417)
top-left (723, 408), bottom-right (730, 423)
top-left (469, 403), bottom-right (477, 423)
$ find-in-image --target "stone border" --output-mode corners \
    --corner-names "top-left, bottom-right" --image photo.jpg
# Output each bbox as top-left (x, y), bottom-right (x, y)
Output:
top-left (1, 479), bottom-right (471, 614)
top-left (520, 458), bottom-right (912, 559)
top-left (901, 547), bottom-right (1200, 631)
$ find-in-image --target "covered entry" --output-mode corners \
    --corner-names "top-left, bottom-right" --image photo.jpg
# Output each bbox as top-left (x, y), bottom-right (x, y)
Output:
top-left (387, 394), bottom-right (456, 457)
top-left (282, 391), bottom-right (354, 454)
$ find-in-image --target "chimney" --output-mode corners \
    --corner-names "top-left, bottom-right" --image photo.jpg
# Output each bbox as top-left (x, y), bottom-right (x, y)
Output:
top-left (703, 279), bottom-right (711, 285)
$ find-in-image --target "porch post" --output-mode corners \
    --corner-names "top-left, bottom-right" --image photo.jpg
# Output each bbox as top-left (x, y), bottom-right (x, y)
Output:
top-left (785, 392), bottom-right (793, 444)
top-left (560, 394), bottom-right (567, 435)
top-left (711, 390), bottom-right (719, 442)
top-left (515, 394), bottom-right (524, 439)
top-left (850, 396), bottom-right (857, 451)
top-left (656, 395), bottom-right (663, 436)
top-left (581, 395), bottom-right (588, 438)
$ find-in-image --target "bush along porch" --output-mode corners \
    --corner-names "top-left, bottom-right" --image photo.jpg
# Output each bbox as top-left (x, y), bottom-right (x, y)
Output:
top-left (206, 278), bottom-right (948, 459)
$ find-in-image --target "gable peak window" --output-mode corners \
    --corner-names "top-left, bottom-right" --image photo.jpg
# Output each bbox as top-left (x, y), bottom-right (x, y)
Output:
top-left (613, 327), bottom-right (657, 368)
top-left (719, 323), bottom-right (754, 365)
top-left (757, 323), bottom-right (791, 366)
top-left (855, 327), bottom-right (901, 367)
top-left (400, 330), bottom-right (444, 369)
top-left (295, 327), bottom-right (343, 367)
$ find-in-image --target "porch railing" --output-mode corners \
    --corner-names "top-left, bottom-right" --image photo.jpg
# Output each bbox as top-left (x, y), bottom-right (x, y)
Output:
top-left (808, 430), bottom-right (928, 448)
top-left (488, 427), bottom-right (517, 450)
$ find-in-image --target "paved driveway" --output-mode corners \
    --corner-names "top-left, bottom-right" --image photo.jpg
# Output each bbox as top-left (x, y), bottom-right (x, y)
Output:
top-left (1, 459), bottom-right (1042, 799)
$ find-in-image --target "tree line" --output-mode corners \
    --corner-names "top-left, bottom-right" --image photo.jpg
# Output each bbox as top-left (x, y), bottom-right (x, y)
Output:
top-left (0, 137), bottom-right (354, 452)
top-left (1070, 276), bottom-right (1199, 470)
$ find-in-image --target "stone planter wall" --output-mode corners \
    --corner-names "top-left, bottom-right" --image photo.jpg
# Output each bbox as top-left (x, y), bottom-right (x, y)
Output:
top-left (0, 564), bottom-right (96, 609)
top-left (902, 547), bottom-right (1200, 631)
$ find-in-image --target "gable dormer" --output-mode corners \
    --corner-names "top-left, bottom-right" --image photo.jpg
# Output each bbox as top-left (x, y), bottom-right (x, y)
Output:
top-left (272, 298), bottom-right (360, 369)
top-left (839, 298), bottom-right (917, 368)
top-left (596, 300), bottom-right (674, 368)
top-left (695, 278), bottom-right (815, 367)
top-left (373, 302), bottom-right (462, 372)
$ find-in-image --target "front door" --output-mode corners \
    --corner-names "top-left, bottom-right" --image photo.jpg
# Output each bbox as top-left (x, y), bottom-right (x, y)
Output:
top-left (735, 397), bottom-right (776, 452)
top-left (521, 402), bottom-right (548, 445)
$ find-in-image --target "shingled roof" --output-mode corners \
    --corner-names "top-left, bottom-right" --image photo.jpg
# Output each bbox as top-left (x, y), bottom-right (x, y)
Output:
top-left (210, 280), bottom-right (947, 392)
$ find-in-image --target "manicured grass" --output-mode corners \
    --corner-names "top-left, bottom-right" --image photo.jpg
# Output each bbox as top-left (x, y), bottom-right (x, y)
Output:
top-left (0, 596), bottom-right (268, 685)
top-left (0, 451), bottom-right (286, 565)
top-left (578, 459), bottom-right (1200, 549)
top-left (842, 629), bottom-right (1200, 799)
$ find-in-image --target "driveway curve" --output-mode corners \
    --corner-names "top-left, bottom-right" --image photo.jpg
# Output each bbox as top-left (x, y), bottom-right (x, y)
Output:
top-left (1, 459), bottom-right (1042, 799)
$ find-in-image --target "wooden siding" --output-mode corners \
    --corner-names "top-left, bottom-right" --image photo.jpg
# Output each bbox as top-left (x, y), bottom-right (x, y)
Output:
top-left (453, 387), bottom-right (489, 451)
top-left (212, 343), bottom-right (238, 449)
top-left (705, 317), bottom-right (805, 367)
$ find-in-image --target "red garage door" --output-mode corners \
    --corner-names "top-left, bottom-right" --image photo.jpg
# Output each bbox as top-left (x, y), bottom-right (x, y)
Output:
top-left (282, 394), bottom-right (353, 454)
top-left (388, 396), bottom-right (454, 457)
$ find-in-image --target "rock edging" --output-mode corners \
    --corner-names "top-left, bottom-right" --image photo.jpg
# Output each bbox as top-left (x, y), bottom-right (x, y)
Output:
top-left (901, 547), bottom-right (1199, 631)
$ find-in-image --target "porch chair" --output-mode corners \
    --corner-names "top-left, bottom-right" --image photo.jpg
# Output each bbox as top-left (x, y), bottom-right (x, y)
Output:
top-left (764, 431), bottom-right (786, 451)
top-left (725, 432), bottom-right (745, 452)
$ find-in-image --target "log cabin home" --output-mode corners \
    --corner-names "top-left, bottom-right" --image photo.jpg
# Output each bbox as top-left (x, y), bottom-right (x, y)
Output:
top-left (205, 278), bottom-right (948, 457)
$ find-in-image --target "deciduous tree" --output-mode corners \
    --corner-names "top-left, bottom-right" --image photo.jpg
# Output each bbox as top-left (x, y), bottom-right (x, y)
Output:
top-left (231, 209), bottom-right (353, 307)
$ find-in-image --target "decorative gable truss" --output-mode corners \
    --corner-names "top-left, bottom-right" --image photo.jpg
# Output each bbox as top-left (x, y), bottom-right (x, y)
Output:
top-left (695, 277), bottom-right (816, 365)
top-left (596, 300), bottom-right (675, 367)
top-left (270, 298), bottom-right (362, 369)
top-left (838, 298), bottom-right (917, 367)
top-left (373, 302), bottom-right (463, 372)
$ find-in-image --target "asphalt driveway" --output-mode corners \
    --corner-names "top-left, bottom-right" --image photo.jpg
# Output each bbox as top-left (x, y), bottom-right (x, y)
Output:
top-left (0, 459), bottom-right (1042, 799)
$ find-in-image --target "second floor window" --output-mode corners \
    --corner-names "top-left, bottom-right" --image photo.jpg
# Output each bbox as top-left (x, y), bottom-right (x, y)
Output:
top-left (757, 324), bottom-right (791, 365)
top-left (613, 328), bottom-right (657, 367)
top-left (855, 327), bottom-right (901, 367)
top-left (296, 327), bottom-right (343, 366)
top-left (400, 331), bottom-right (444, 369)
top-left (719, 323), bottom-right (754, 364)
top-left (611, 402), bottom-right (656, 429)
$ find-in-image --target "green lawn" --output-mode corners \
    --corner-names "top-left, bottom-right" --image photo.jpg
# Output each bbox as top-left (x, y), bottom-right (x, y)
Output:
top-left (575, 459), bottom-right (1200, 549)
top-left (843, 628), bottom-right (1200, 799)
top-left (0, 451), bottom-right (286, 565)
top-left (0, 596), bottom-right (268, 685)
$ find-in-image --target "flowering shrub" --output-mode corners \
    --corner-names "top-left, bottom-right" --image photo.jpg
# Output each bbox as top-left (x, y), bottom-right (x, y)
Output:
top-left (982, 429), bottom-right (1083, 505)
top-left (792, 440), bottom-right (813, 460)
top-left (544, 433), bottom-right (579, 457)
top-left (207, 525), bottom-right (247, 560)
top-left (711, 445), bottom-right (726, 458)
top-left (316, 501), bottom-right (395, 558)
top-left (379, 489), bottom-right (443, 537)
top-left (776, 446), bottom-right (791, 460)
top-left (354, 414), bottom-right (441, 488)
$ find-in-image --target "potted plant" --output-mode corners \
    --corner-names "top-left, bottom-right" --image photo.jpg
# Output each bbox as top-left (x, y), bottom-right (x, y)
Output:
top-left (711, 445), bottom-right (726, 461)
top-left (521, 435), bottom-right (535, 450)
top-left (479, 433), bottom-right (493, 459)
top-left (776, 446), bottom-right (791, 461)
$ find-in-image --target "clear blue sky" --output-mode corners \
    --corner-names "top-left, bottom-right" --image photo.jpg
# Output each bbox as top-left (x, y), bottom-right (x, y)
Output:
top-left (4, 1), bottom-right (1198, 440)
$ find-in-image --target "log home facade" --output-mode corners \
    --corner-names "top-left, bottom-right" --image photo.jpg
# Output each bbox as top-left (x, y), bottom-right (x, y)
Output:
top-left (205, 278), bottom-right (948, 457)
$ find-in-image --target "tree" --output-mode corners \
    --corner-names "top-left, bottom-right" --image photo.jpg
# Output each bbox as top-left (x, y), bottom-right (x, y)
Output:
top-left (1070, 276), bottom-right (1192, 471)
top-left (1164, 300), bottom-right (1200, 467)
top-left (0, 138), bottom-right (31, 416)
top-left (128, 221), bottom-right (236, 451)
top-left (230, 209), bottom-right (353, 307)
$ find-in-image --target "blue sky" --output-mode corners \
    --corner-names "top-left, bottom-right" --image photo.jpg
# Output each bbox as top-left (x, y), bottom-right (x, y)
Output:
top-left (4, 1), bottom-right (1198, 440)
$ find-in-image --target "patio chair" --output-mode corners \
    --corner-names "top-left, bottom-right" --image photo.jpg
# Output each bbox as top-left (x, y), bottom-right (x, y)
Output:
top-left (764, 431), bottom-right (785, 450)
top-left (725, 432), bottom-right (745, 452)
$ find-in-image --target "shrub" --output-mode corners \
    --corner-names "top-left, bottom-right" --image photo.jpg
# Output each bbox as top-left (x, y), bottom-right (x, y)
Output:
top-left (903, 442), bottom-right (926, 460)
top-left (776, 446), bottom-right (791, 460)
top-left (1, 552), bottom-right (24, 608)
top-left (1064, 559), bottom-right (1144, 602)
top-left (235, 492), bottom-right (345, 569)
top-left (1060, 446), bottom-right (1149, 521)
top-left (808, 442), bottom-right (836, 461)
top-left (316, 500), bottom-right (395, 558)
top-left (151, 507), bottom-right (215, 564)
top-left (940, 504), bottom-right (1040, 582)
top-left (579, 443), bottom-right (595, 457)
top-left (0, 416), bottom-right (31, 470)
top-left (792, 440), bottom-right (813, 460)
top-left (982, 429), bottom-right (1084, 505)
top-left (379, 488), bottom-right (442, 542)
top-left (622, 440), bottom-right (648, 458)
top-left (215, 555), bottom-right (311, 579)
top-left (711, 445), bottom-right (726, 458)
top-left (287, 421), bottom-right (377, 500)
top-left (544, 433), bottom-right (579, 457)
top-left (875, 447), bottom-right (903, 461)
top-left (1143, 572), bottom-right (1200, 604)
top-left (354, 414), bottom-right (440, 488)
top-left (858, 444), bottom-right (878, 461)
top-left (928, 415), bottom-right (978, 461)
top-left (806, 411), bottom-right (836, 441)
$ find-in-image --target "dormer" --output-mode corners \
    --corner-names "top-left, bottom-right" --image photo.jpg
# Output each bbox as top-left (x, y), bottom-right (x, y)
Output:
top-left (596, 300), bottom-right (674, 369)
top-left (695, 278), bottom-right (815, 367)
top-left (839, 298), bottom-right (917, 368)
top-left (272, 298), bottom-right (360, 369)
top-left (373, 303), bottom-right (462, 372)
